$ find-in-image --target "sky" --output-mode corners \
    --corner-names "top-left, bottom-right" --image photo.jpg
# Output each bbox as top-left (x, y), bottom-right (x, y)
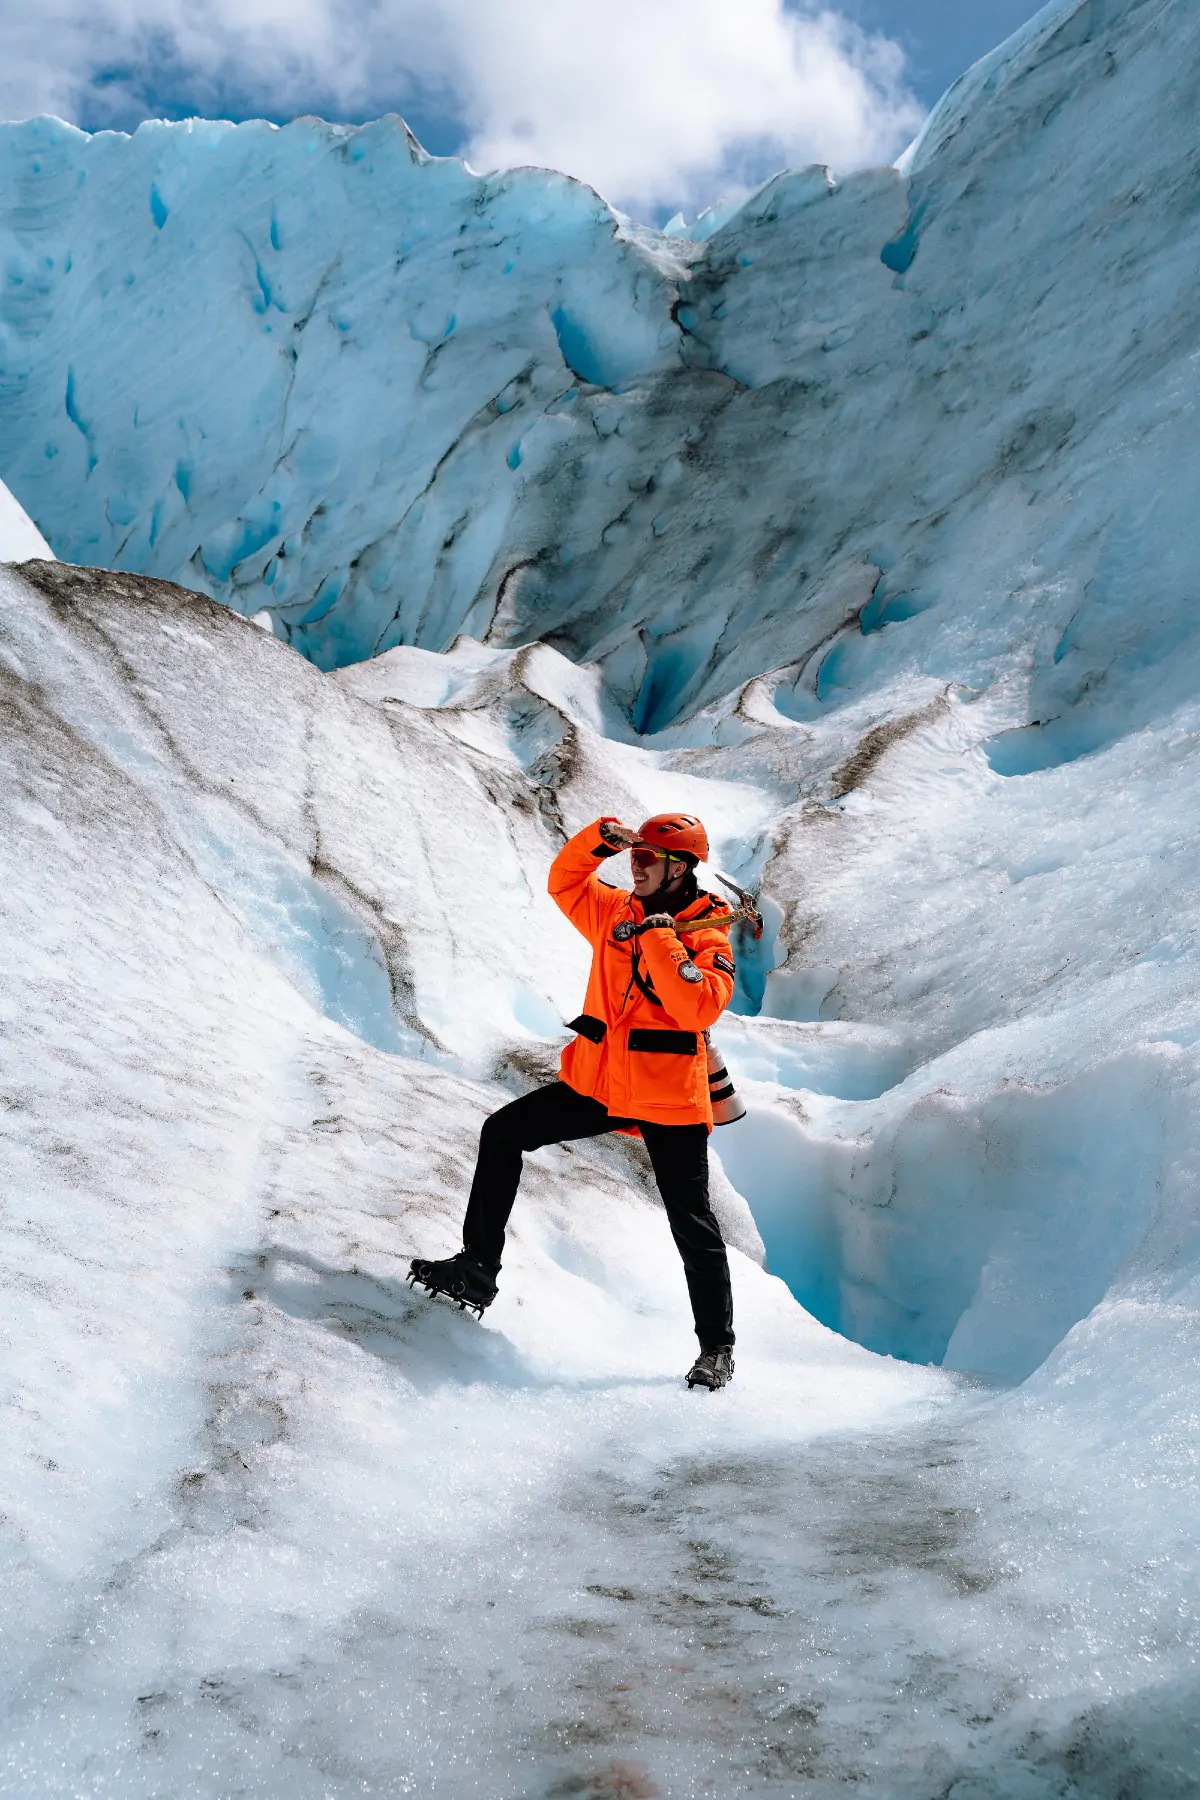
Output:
top-left (0, 0), bottom-right (1048, 221)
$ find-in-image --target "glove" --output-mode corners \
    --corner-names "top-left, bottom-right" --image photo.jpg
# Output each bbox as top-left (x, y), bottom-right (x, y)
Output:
top-left (598, 818), bottom-right (638, 848)
top-left (640, 913), bottom-right (676, 932)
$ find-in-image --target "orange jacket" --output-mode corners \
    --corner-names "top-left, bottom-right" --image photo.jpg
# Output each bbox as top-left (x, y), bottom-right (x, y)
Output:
top-left (550, 819), bottom-right (736, 1129)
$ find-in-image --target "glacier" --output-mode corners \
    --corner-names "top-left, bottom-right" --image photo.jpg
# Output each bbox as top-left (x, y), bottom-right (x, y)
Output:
top-left (3, 0), bottom-right (1200, 1791)
top-left (1, 0), bottom-right (1197, 721)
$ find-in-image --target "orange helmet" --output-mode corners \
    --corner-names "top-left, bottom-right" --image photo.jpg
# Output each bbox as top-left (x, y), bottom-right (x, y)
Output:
top-left (636, 812), bottom-right (709, 862)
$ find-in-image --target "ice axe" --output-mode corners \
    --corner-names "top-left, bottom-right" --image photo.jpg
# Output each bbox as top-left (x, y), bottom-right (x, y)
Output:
top-left (703, 869), bottom-right (763, 1124)
top-left (614, 895), bottom-right (762, 941)
top-left (713, 870), bottom-right (765, 941)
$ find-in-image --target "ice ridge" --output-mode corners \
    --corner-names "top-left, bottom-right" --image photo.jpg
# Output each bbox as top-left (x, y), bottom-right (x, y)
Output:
top-left (0, 0), bottom-right (1194, 739)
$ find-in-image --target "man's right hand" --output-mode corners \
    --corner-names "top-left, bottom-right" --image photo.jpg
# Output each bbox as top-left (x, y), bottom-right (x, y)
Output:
top-left (598, 819), bottom-right (639, 848)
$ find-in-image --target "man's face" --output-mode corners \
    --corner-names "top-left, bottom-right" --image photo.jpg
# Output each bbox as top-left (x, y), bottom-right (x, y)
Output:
top-left (631, 845), bottom-right (688, 900)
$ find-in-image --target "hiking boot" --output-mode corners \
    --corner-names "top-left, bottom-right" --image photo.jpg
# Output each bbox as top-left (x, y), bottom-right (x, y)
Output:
top-left (686, 1346), bottom-right (734, 1390)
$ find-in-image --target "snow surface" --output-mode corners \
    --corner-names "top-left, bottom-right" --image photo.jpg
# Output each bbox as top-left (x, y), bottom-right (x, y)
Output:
top-left (0, 477), bottom-right (52, 560)
top-left (3, 0), bottom-right (1200, 1789)
top-left (3, 553), bottom-right (1199, 1795)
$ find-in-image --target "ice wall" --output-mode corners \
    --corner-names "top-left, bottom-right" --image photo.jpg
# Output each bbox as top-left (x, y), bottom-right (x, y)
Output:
top-left (0, 0), bottom-right (1195, 735)
top-left (0, 113), bottom-right (685, 668)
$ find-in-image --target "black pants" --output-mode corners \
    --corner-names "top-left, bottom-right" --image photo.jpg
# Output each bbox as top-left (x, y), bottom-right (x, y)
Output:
top-left (461, 1081), bottom-right (734, 1352)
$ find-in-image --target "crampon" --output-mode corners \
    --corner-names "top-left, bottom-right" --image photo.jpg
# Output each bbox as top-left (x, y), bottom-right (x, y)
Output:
top-left (408, 1253), bottom-right (498, 1318)
top-left (686, 1346), bottom-right (734, 1390)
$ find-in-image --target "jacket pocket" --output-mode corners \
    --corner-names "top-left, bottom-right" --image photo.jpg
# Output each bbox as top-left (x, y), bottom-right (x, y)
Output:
top-left (628, 1028), bottom-right (698, 1055)
top-left (568, 1013), bottom-right (607, 1044)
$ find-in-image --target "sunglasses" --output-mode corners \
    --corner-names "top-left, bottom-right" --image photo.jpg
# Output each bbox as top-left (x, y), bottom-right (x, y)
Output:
top-left (631, 845), bottom-right (683, 871)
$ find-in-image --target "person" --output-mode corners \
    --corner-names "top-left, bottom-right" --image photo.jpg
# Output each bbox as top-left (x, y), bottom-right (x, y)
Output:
top-left (410, 813), bottom-right (740, 1390)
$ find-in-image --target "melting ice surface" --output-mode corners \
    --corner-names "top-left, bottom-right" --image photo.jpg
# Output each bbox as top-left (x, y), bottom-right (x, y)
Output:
top-left (3, 0), bottom-right (1200, 1791)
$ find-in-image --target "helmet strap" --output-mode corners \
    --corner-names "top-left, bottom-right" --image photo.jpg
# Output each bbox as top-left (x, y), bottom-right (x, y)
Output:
top-left (657, 857), bottom-right (698, 916)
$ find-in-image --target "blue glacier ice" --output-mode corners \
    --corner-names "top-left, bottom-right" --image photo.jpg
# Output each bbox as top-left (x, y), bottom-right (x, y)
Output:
top-left (2, 0), bottom-right (1200, 1793)
top-left (1, 0), bottom-right (1196, 731)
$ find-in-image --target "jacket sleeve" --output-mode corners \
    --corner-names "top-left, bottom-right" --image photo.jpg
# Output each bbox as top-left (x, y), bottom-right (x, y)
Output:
top-left (548, 818), bottom-right (628, 944)
top-left (637, 922), bottom-right (735, 1031)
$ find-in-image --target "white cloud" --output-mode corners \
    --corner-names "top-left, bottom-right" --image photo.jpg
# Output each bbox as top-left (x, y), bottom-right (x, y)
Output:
top-left (451, 1), bottom-right (925, 213)
top-left (0, 0), bottom-right (924, 217)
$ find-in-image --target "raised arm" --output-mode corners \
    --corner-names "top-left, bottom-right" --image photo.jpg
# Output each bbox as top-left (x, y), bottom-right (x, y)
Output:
top-left (548, 818), bottom-right (631, 944)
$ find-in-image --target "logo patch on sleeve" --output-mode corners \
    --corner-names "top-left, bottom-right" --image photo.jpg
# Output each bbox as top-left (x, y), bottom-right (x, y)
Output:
top-left (714, 953), bottom-right (735, 975)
